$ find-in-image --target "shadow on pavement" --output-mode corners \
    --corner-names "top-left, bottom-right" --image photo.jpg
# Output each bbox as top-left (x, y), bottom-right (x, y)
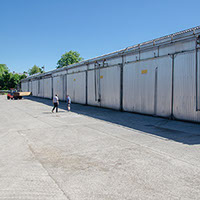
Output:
top-left (25, 96), bottom-right (200, 145)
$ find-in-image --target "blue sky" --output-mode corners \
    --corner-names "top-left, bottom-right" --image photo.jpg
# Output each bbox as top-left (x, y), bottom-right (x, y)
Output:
top-left (0, 0), bottom-right (200, 73)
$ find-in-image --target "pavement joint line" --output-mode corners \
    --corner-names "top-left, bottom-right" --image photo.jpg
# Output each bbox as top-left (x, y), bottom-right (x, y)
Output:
top-left (9, 103), bottom-right (88, 128)
top-left (56, 109), bottom-right (186, 140)
top-left (7, 98), bottom-right (172, 136)
top-left (14, 104), bottom-right (200, 170)
top-left (17, 129), bottom-right (143, 170)
top-left (17, 130), bottom-right (72, 200)
top-left (68, 113), bottom-right (174, 142)
top-left (10, 105), bottom-right (55, 128)
top-left (73, 111), bottom-right (200, 142)
top-left (0, 131), bottom-right (11, 139)
top-left (6, 100), bottom-right (200, 161)
top-left (4, 98), bottom-right (199, 141)
top-left (16, 121), bottom-right (100, 134)
top-left (28, 139), bottom-right (113, 162)
top-left (84, 124), bottom-right (200, 169)
top-left (1, 97), bottom-right (200, 199)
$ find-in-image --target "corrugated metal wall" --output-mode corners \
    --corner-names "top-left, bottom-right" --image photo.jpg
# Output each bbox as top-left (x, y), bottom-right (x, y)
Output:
top-left (22, 81), bottom-right (28, 92)
top-left (87, 70), bottom-right (100, 107)
top-left (100, 66), bottom-right (121, 110)
top-left (53, 76), bottom-right (64, 101)
top-left (43, 78), bottom-right (52, 99)
top-left (32, 80), bottom-right (38, 96)
top-left (197, 49), bottom-right (200, 111)
top-left (21, 27), bottom-right (200, 123)
top-left (123, 55), bottom-right (172, 117)
top-left (38, 79), bottom-right (44, 97)
top-left (67, 72), bottom-right (86, 104)
top-left (173, 51), bottom-right (197, 121)
top-left (28, 81), bottom-right (32, 93)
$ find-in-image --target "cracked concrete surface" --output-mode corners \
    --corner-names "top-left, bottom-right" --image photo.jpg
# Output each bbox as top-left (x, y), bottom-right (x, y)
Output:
top-left (0, 95), bottom-right (200, 200)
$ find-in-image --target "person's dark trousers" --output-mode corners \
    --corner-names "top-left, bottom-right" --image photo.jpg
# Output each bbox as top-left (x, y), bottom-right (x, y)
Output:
top-left (52, 103), bottom-right (58, 112)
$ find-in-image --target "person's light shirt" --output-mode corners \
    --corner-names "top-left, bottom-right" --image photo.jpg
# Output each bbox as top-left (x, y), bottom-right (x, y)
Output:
top-left (67, 96), bottom-right (71, 104)
top-left (53, 96), bottom-right (58, 103)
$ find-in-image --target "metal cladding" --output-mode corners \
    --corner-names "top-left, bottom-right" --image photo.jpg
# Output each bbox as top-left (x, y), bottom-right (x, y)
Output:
top-left (21, 26), bottom-right (200, 123)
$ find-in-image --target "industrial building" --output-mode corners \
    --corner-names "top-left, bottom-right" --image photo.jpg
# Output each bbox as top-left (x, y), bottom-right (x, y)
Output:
top-left (21, 26), bottom-right (200, 123)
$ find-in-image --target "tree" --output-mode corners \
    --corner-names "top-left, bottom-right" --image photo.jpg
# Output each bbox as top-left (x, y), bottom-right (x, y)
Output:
top-left (0, 64), bottom-right (8, 76)
top-left (0, 64), bottom-right (9, 89)
top-left (1, 71), bottom-right (12, 89)
top-left (28, 65), bottom-right (42, 75)
top-left (20, 74), bottom-right (27, 80)
top-left (0, 64), bottom-right (27, 90)
top-left (57, 50), bottom-right (83, 69)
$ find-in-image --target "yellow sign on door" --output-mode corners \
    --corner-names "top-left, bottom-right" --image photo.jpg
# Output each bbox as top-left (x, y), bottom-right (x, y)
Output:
top-left (100, 75), bottom-right (103, 79)
top-left (141, 69), bottom-right (147, 74)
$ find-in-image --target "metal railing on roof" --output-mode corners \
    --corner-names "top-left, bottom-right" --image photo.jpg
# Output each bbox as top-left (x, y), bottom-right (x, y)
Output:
top-left (22, 25), bottom-right (200, 81)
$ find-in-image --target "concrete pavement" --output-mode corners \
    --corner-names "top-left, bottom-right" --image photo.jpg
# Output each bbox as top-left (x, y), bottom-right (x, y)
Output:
top-left (0, 95), bottom-right (200, 200)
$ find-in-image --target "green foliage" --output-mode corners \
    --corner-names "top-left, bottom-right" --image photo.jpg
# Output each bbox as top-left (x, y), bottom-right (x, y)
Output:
top-left (0, 64), bottom-right (27, 90)
top-left (28, 65), bottom-right (43, 75)
top-left (57, 50), bottom-right (83, 69)
top-left (0, 64), bottom-right (8, 75)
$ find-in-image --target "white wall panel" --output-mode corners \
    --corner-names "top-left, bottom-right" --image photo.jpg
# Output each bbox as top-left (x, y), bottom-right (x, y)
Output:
top-left (67, 72), bottom-right (86, 104)
top-left (140, 48), bottom-right (158, 60)
top-left (159, 40), bottom-right (195, 56)
top-left (106, 57), bottom-right (122, 66)
top-left (28, 81), bottom-right (32, 93)
top-left (53, 76), bottom-right (64, 100)
top-left (123, 61), bottom-right (156, 115)
top-left (21, 82), bottom-right (28, 92)
top-left (125, 53), bottom-right (140, 63)
top-left (123, 57), bottom-right (172, 116)
top-left (100, 66), bottom-right (121, 110)
top-left (38, 79), bottom-right (44, 97)
top-left (32, 80), bottom-right (38, 96)
top-left (67, 74), bottom-right (74, 102)
top-left (67, 65), bottom-right (87, 73)
top-left (87, 70), bottom-right (100, 107)
top-left (155, 56), bottom-right (172, 117)
top-left (43, 78), bottom-right (52, 99)
top-left (197, 49), bottom-right (200, 110)
top-left (173, 51), bottom-right (200, 122)
top-left (88, 63), bottom-right (94, 70)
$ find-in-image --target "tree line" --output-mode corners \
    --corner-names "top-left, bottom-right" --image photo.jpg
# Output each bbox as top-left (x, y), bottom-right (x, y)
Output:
top-left (0, 64), bottom-right (27, 90)
top-left (28, 50), bottom-right (83, 75)
top-left (0, 50), bottom-right (83, 90)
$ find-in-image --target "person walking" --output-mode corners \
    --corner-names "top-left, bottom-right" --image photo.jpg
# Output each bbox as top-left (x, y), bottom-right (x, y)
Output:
top-left (66, 95), bottom-right (71, 111)
top-left (52, 94), bottom-right (59, 113)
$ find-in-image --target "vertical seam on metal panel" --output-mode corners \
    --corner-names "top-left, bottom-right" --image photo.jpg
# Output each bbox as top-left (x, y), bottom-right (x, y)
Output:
top-left (86, 68), bottom-right (88, 105)
top-left (120, 56), bottom-right (124, 111)
top-left (65, 69), bottom-right (68, 100)
top-left (94, 63), bottom-right (97, 101)
top-left (63, 75), bottom-right (64, 101)
top-left (98, 63), bottom-right (101, 104)
top-left (97, 64), bottom-right (99, 102)
top-left (51, 76), bottom-right (53, 99)
top-left (38, 80), bottom-right (40, 96)
top-left (154, 67), bottom-right (158, 115)
top-left (195, 42), bottom-right (199, 111)
top-left (171, 54), bottom-right (175, 119)
top-left (72, 76), bottom-right (76, 103)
